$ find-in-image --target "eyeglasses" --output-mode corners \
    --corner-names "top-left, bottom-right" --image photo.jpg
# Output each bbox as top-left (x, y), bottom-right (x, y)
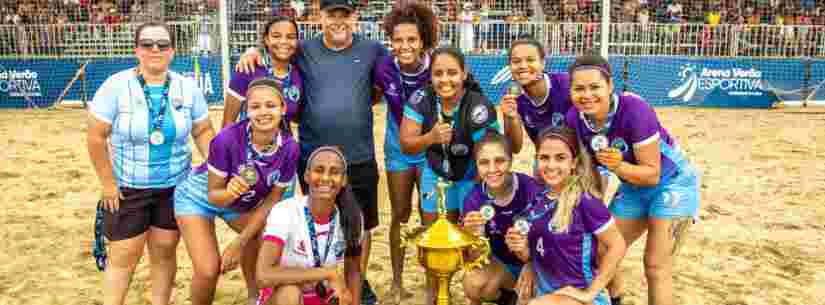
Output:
top-left (138, 39), bottom-right (172, 51)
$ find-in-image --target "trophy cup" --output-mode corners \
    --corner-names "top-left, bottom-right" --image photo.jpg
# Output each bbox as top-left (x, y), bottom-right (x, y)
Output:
top-left (402, 178), bottom-right (491, 305)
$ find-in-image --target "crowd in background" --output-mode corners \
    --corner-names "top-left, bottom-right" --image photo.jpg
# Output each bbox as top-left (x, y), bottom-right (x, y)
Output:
top-left (3, 0), bottom-right (825, 25)
top-left (3, 0), bottom-right (825, 57)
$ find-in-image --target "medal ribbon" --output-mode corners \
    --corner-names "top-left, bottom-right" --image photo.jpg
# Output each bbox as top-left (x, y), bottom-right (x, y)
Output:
top-left (304, 206), bottom-right (337, 268)
top-left (263, 53), bottom-right (293, 101)
top-left (137, 73), bottom-right (171, 133)
top-left (245, 122), bottom-right (280, 165)
top-left (434, 92), bottom-right (464, 176)
top-left (581, 94), bottom-right (619, 136)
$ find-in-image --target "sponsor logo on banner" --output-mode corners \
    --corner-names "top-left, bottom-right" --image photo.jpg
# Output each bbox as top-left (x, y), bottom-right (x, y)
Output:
top-left (668, 64), bottom-right (765, 103)
top-left (183, 71), bottom-right (215, 96)
top-left (0, 69), bottom-right (42, 97)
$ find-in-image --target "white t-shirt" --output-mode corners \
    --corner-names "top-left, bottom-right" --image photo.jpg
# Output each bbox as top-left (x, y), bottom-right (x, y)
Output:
top-left (262, 195), bottom-right (362, 268)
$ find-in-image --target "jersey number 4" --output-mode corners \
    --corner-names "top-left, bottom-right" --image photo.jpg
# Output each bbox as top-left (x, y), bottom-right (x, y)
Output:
top-left (536, 238), bottom-right (545, 257)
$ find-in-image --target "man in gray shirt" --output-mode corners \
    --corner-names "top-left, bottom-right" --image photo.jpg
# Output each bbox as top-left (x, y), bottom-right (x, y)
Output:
top-left (237, 1), bottom-right (386, 303)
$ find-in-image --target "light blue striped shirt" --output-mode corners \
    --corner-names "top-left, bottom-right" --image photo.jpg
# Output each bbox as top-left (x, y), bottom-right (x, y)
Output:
top-left (89, 68), bottom-right (210, 189)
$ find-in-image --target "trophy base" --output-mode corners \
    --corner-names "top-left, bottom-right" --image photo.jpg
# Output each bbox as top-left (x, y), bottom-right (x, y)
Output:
top-left (434, 271), bottom-right (456, 305)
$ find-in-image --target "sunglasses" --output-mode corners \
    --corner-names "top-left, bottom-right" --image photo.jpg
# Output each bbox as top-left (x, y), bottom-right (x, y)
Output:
top-left (138, 39), bottom-right (172, 51)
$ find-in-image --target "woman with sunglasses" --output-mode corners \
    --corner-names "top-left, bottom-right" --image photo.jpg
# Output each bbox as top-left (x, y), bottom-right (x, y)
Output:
top-left (174, 78), bottom-right (299, 305)
top-left (222, 16), bottom-right (303, 129)
top-left (86, 21), bottom-right (215, 305)
top-left (372, 2), bottom-right (439, 301)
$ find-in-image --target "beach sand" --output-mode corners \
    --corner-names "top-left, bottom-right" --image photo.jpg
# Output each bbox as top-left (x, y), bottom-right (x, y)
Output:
top-left (1, 105), bottom-right (824, 305)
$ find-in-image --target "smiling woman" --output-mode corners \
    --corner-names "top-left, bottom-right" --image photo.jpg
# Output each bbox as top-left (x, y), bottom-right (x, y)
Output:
top-left (174, 78), bottom-right (299, 305)
top-left (86, 21), bottom-right (215, 305)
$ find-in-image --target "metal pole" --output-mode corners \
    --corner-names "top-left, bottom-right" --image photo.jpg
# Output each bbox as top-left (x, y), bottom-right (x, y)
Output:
top-left (600, 0), bottom-right (611, 58)
top-left (219, 0), bottom-right (231, 100)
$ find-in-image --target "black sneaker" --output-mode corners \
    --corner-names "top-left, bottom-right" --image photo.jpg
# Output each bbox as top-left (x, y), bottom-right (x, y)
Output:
top-left (361, 279), bottom-right (378, 305)
top-left (495, 288), bottom-right (518, 305)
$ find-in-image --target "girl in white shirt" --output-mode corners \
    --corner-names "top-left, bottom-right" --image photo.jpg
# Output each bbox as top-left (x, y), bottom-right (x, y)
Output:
top-left (256, 146), bottom-right (364, 305)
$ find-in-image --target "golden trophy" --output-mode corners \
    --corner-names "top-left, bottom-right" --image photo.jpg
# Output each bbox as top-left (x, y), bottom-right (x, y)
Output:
top-left (402, 178), bottom-right (491, 305)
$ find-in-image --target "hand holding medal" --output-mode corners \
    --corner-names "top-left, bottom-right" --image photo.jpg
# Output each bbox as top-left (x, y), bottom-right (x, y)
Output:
top-left (463, 206), bottom-right (493, 237)
top-left (227, 169), bottom-right (252, 199)
top-left (505, 222), bottom-right (530, 260)
top-left (595, 146), bottom-right (623, 171)
top-left (500, 82), bottom-right (522, 119)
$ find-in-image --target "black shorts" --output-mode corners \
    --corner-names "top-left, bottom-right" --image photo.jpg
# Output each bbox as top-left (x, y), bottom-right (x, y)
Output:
top-left (103, 186), bottom-right (178, 241)
top-left (299, 158), bottom-right (380, 231)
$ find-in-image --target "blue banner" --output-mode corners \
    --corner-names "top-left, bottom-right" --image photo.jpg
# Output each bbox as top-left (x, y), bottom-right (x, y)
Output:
top-left (3, 55), bottom-right (819, 109)
top-left (1, 55), bottom-right (225, 108)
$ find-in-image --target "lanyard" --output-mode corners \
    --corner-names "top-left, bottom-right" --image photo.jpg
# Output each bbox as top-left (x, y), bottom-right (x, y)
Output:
top-left (304, 206), bottom-right (337, 268)
top-left (435, 93), bottom-right (461, 175)
top-left (245, 122), bottom-right (280, 164)
top-left (137, 73), bottom-right (171, 132)
top-left (581, 94), bottom-right (619, 136)
top-left (264, 53), bottom-right (293, 99)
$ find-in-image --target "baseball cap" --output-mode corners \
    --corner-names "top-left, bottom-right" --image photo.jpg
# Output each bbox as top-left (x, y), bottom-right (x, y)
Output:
top-left (320, 0), bottom-right (355, 12)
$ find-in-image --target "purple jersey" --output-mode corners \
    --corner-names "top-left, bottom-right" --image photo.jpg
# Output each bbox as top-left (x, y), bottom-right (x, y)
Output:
top-left (227, 63), bottom-right (303, 124)
top-left (515, 72), bottom-right (573, 144)
top-left (526, 192), bottom-right (613, 290)
top-left (203, 119), bottom-right (299, 211)
top-left (462, 173), bottom-right (542, 266)
top-left (566, 94), bottom-right (679, 180)
top-left (373, 54), bottom-right (431, 126)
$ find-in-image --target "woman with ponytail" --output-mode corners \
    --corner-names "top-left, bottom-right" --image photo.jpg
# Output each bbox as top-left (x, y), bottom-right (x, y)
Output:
top-left (256, 146), bottom-right (364, 305)
top-left (174, 78), bottom-right (299, 305)
top-left (400, 46), bottom-right (500, 218)
top-left (506, 126), bottom-right (626, 305)
top-left (565, 54), bottom-right (700, 305)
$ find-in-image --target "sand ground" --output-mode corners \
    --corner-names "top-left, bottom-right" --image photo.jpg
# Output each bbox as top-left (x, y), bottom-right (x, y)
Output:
top-left (1, 105), bottom-right (824, 305)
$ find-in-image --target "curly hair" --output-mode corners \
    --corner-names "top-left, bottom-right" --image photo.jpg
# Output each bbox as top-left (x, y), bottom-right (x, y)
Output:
top-left (382, 0), bottom-right (438, 52)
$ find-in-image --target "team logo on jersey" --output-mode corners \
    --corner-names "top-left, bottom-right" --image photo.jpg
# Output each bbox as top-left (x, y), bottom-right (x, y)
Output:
top-left (471, 105), bottom-right (489, 124)
top-left (611, 138), bottom-right (629, 153)
top-left (551, 112), bottom-right (564, 127)
top-left (267, 169), bottom-right (281, 187)
top-left (410, 89), bottom-right (426, 105)
top-left (548, 221), bottom-right (559, 233)
top-left (285, 85), bottom-right (301, 103)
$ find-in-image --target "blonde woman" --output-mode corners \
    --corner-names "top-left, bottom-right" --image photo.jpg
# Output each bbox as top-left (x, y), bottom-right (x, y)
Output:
top-left (506, 127), bottom-right (626, 305)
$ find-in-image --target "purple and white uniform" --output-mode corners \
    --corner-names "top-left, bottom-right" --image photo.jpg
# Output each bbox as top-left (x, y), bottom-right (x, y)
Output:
top-left (174, 119), bottom-right (299, 221)
top-left (514, 72), bottom-right (574, 144)
top-left (566, 94), bottom-right (699, 220)
top-left (227, 63), bottom-right (303, 125)
top-left (462, 172), bottom-right (541, 276)
top-left (526, 191), bottom-right (613, 305)
top-left (373, 54), bottom-right (431, 171)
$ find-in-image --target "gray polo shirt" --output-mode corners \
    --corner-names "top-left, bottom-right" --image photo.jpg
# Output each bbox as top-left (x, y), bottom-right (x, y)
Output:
top-left (296, 34), bottom-right (388, 163)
